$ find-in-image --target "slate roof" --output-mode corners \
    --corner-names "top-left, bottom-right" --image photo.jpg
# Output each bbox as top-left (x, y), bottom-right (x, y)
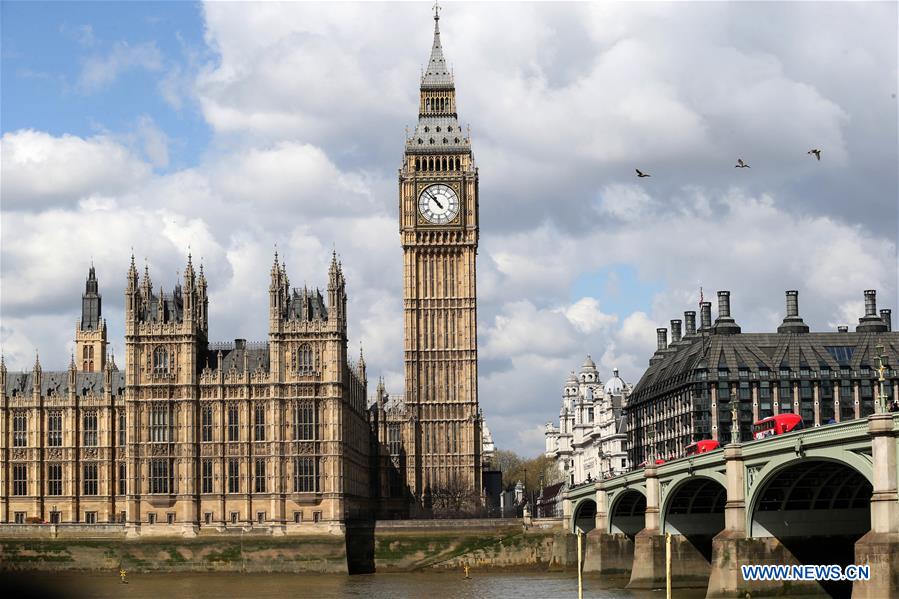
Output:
top-left (205, 341), bottom-right (270, 374)
top-left (286, 288), bottom-right (327, 322)
top-left (5, 370), bottom-right (125, 397)
top-left (630, 330), bottom-right (899, 405)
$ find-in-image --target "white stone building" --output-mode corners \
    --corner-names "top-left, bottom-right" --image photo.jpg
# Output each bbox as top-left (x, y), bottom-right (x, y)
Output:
top-left (544, 356), bottom-right (633, 484)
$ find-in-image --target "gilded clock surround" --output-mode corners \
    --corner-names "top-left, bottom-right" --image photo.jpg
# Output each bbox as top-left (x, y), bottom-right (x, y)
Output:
top-left (416, 182), bottom-right (462, 226)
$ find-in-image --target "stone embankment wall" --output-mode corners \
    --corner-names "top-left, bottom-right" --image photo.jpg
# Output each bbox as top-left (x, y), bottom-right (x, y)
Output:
top-left (0, 536), bottom-right (350, 574)
top-left (373, 519), bottom-right (560, 571)
top-left (0, 519), bottom-right (564, 574)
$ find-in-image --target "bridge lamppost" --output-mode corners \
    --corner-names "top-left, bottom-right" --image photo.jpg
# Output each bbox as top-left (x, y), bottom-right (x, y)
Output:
top-left (875, 345), bottom-right (890, 414)
top-left (731, 400), bottom-right (740, 445)
top-left (647, 425), bottom-right (656, 463)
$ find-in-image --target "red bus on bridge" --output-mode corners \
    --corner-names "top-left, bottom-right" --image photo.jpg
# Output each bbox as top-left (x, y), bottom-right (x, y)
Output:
top-left (751, 413), bottom-right (804, 440)
top-left (685, 439), bottom-right (720, 456)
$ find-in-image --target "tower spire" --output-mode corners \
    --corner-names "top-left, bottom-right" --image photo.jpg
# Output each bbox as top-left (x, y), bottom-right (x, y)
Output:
top-left (422, 1), bottom-right (452, 88)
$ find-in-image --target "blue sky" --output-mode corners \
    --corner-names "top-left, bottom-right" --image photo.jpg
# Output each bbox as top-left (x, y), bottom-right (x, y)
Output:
top-left (2, 1), bottom-right (209, 170)
top-left (1, 2), bottom-right (896, 456)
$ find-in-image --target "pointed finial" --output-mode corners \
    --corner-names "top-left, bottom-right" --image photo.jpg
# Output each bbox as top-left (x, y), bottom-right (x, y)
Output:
top-left (69, 352), bottom-right (76, 370)
top-left (433, 0), bottom-right (441, 22)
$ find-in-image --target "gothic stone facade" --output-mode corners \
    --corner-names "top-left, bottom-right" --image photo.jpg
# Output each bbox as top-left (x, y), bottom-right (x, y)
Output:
top-left (626, 289), bottom-right (899, 467)
top-left (0, 254), bottom-right (371, 531)
top-left (376, 8), bottom-right (482, 513)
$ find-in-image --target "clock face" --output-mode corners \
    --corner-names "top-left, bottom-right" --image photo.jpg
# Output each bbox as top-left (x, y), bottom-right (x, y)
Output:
top-left (418, 184), bottom-right (460, 225)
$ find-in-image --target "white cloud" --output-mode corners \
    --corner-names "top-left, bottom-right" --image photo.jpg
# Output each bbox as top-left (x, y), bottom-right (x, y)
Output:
top-left (563, 297), bottom-right (618, 335)
top-left (0, 130), bottom-right (152, 210)
top-left (136, 115), bottom-right (170, 168)
top-left (77, 41), bottom-right (164, 93)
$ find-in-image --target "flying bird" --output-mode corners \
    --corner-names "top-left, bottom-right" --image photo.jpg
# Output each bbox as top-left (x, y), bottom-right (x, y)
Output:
top-left (635, 169), bottom-right (650, 178)
top-left (735, 158), bottom-right (750, 168)
top-left (808, 149), bottom-right (821, 161)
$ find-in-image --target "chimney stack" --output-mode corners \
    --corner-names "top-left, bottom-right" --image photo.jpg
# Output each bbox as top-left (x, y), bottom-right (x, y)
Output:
top-left (882, 309), bottom-right (892, 332)
top-left (684, 311), bottom-right (696, 336)
top-left (657, 328), bottom-right (668, 351)
top-left (700, 302), bottom-right (712, 331)
top-left (865, 290), bottom-right (877, 316)
top-left (778, 290), bottom-right (809, 334)
top-left (786, 290), bottom-right (799, 318)
top-left (670, 319), bottom-right (682, 344)
top-left (712, 290), bottom-right (741, 334)
top-left (857, 289), bottom-right (888, 332)
top-left (718, 291), bottom-right (731, 318)
top-left (837, 325), bottom-right (849, 333)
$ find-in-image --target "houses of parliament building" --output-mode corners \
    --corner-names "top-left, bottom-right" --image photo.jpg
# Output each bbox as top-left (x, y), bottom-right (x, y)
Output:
top-left (0, 8), bottom-right (483, 530)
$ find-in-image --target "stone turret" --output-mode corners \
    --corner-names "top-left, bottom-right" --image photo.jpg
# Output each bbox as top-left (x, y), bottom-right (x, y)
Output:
top-left (76, 265), bottom-right (107, 371)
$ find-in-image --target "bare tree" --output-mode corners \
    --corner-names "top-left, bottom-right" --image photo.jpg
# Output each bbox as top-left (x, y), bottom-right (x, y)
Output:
top-left (429, 474), bottom-right (484, 518)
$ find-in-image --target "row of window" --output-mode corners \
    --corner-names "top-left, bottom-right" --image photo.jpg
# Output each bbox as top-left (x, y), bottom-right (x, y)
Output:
top-left (11, 458), bottom-right (320, 496)
top-left (10, 404), bottom-right (317, 447)
top-left (11, 510), bottom-right (324, 525)
top-left (13, 410), bottom-right (112, 448)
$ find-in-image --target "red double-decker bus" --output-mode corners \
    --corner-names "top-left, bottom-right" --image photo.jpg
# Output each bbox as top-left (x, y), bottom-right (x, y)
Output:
top-left (684, 439), bottom-right (720, 456)
top-left (751, 413), bottom-right (804, 440)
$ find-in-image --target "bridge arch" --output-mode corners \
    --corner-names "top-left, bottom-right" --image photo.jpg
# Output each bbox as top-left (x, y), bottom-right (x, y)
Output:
top-left (748, 457), bottom-right (873, 598)
top-left (572, 498), bottom-right (597, 533)
top-left (661, 474), bottom-right (727, 562)
top-left (608, 488), bottom-right (646, 539)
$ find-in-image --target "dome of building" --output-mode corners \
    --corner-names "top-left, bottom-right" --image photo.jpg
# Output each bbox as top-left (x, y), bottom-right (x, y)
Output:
top-left (604, 368), bottom-right (626, 395)
top-left (580, 354), bottom-right (597, 371)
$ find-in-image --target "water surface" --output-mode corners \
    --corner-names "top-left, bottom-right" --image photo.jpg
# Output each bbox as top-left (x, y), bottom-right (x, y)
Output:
top-left (8, 571), bottom-right (708, 599)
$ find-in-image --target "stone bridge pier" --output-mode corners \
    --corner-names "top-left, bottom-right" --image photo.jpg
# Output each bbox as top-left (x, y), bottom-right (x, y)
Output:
top-left (853, 413), bottom-right (899, 598)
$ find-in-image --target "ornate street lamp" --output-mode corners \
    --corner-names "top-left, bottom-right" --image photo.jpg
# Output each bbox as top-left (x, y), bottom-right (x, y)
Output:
top-left (730, 400), bottom-right (740, 445)
top-left (875, 345), bottom-right (889, 414)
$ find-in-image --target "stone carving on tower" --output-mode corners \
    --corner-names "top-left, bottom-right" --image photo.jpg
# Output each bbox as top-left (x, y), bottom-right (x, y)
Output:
top-left (399, 5), bottom-right (482, 511)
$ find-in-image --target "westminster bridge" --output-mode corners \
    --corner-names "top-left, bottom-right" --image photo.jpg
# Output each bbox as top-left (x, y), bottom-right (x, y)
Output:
top-left (561, 413), bottom-right (899, 598)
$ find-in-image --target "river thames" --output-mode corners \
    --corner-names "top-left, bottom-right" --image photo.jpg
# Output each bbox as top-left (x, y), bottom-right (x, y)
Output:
top-left (8, 571), bottom-right (709, 599)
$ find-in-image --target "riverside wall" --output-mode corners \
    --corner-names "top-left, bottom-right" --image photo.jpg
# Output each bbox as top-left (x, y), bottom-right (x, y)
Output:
top-left (0, 519), bottom-right (564, 574)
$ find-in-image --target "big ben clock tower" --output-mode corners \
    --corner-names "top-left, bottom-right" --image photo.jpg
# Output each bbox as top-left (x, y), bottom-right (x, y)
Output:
top-left (399, 5), bottom-right (481, 507)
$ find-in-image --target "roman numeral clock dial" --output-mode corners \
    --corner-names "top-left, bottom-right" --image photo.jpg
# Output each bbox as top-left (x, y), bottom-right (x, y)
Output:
top-left (418, 184), bottom-right (459, 225)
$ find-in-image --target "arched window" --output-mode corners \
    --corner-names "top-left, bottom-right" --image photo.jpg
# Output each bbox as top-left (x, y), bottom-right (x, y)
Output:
top-left (297, 344), bottom-right (314, 374)
top-left (83, 346), bottom-right (89, 359)
top-left (153, 347), bottom-right (170, 373)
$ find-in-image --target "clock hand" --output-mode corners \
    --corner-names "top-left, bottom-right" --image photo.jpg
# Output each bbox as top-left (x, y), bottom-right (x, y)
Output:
top-left (425, 190), bottom-right (443, 210)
